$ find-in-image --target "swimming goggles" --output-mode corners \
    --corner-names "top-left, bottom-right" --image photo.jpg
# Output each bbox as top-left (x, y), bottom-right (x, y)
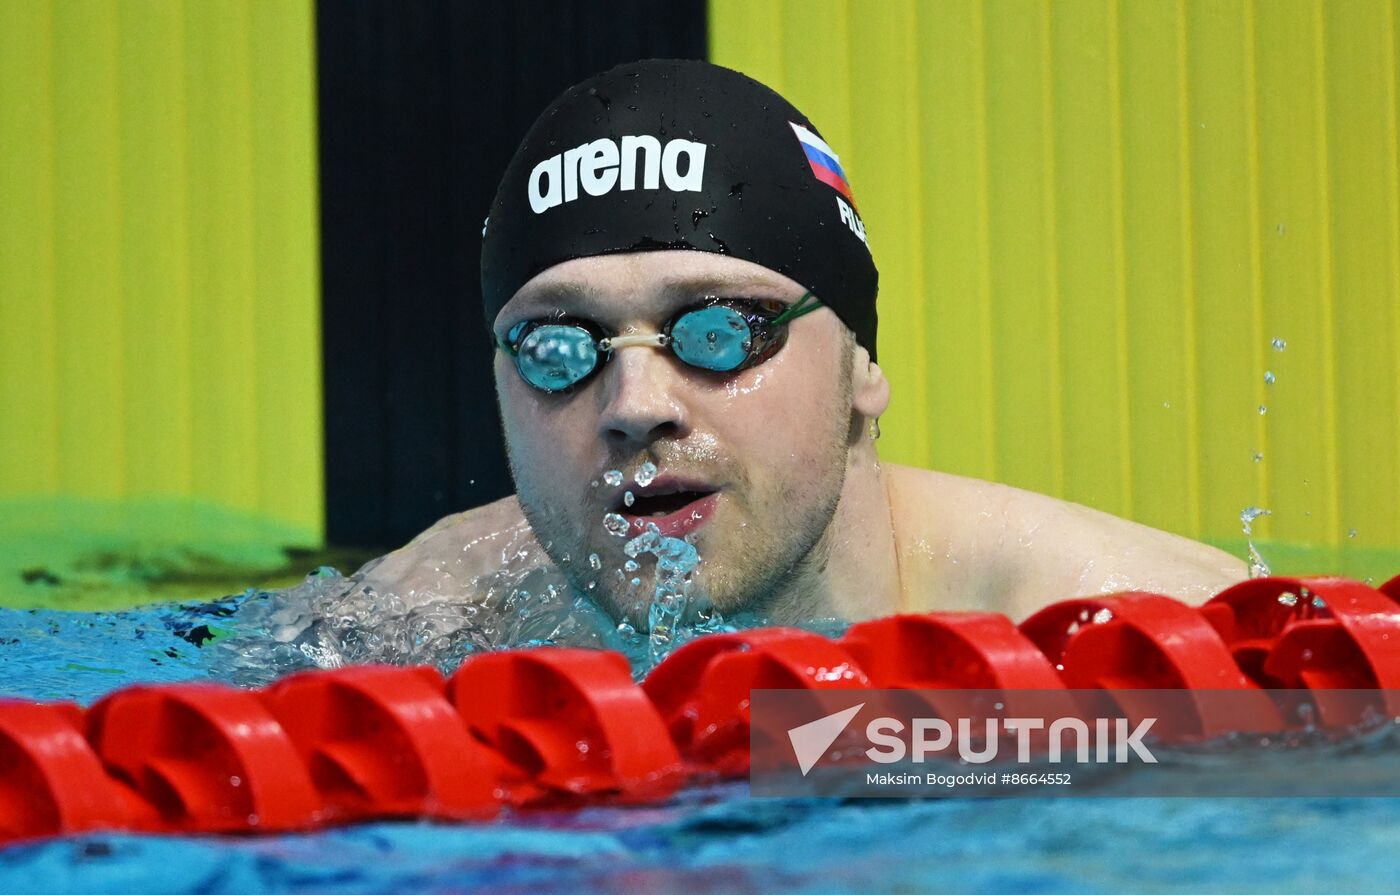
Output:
top-left (495, 291), bottom-right (823, 393)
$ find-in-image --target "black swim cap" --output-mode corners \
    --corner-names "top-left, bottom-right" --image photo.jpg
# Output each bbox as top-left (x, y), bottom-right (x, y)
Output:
top-left (480, 59), bottom-right (879, 361)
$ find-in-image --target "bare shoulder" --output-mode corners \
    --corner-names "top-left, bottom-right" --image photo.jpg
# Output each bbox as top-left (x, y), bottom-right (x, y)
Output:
top-left (354, 495), bottom-right (555, 607)
top-left (885, 464), bottom-right (1247, 619)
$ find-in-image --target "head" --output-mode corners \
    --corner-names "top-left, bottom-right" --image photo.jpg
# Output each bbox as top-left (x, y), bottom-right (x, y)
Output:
top-left (481, 60), bottom-right (887, 623)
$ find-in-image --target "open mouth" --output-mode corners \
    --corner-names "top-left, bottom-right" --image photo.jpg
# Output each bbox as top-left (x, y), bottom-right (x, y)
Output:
top-left (626, 490), bottom-right (714, 517)
top-left (610, 479), bottom-right (720, 538)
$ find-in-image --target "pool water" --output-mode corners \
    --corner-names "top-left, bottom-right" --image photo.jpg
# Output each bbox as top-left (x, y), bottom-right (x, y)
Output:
top-left (4, 788), bottom-right (1399, 893)
top-left (3, 588), bottom-right (1400, 893)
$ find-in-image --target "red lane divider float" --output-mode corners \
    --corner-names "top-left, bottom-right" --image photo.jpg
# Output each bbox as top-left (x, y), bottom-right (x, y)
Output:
top-left (642, 628), bottom-right (868, 774)
top-left (87, 684), bottom-right (322, 833)
top-left (266, 665), bottom-right (503, 822)
top-left (3, 574), bottom-right (1400, 842)
top-left (446, 648), bottom-right (683, 803)
top-left (841, 612), bottom-right (1079, 722)
top-left (1201, 576), bottom-right (1400, 725)
top-left (0, 701), bottom-right (156, 840)
top-left (1020, 593), bottom-right (1281, 737)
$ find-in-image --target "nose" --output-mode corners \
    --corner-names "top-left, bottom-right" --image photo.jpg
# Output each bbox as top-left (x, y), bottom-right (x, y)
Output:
top-left (595, 342), bottom-right (690, 450)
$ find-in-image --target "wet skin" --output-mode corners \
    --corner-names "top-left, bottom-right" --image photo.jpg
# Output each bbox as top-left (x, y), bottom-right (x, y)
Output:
top-left (362, 251), bottom-right (1247, 625)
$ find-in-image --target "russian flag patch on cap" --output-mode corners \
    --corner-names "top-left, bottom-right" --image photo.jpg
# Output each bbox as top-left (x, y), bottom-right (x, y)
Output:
top-left (790, 122), bottom-right (857, 209)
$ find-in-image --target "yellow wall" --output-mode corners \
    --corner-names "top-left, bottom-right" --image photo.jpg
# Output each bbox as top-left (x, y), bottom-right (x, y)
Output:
top-left (3, 0), bottom-right (1396, 564)
top-left (0, 0), bottom-right (323, 542)
top-left (711, 0), bottom-right (1400, 554)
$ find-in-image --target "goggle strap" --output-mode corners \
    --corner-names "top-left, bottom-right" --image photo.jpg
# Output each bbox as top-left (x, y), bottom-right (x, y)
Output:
top-left (495, 333), bottom-right (519, 356)
top-left (770, 290), bottom-right (822, 325)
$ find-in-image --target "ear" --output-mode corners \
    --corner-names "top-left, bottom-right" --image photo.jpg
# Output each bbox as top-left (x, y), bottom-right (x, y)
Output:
top-left (850, 343), bottom-right (890, 419)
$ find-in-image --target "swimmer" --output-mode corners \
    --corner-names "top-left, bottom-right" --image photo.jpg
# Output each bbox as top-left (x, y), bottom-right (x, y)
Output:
top-left (359, 59), bottom-right (1245, 627)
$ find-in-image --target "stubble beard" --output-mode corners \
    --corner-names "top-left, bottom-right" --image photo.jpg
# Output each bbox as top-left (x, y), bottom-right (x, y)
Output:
top-left (502, 353), bottom-right (858, 628)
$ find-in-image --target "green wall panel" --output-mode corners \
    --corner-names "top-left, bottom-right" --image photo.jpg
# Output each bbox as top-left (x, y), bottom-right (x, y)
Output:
top-left (0, 0), bottom-right (322, 544)
top-left (711, 0), bottom-right (1400, 557)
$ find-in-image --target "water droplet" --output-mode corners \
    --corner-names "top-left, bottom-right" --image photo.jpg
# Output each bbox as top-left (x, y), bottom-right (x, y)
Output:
top-left (603, 513), bottom-right (630, 537)
top-left (1348, 528), bottom-right (1358, 539)
top-left (635, 461), bottom-right (658, 487)
top-left (1264, 370), bottom-right (1276, 385)
top-left (624, 559), bottom-right (640, 573)
top-left (1162, 401), bottom-right (1172, 409)
top-left (1240, 506), bottom-right (1271, 527)
top-left (588, 553), bottom-right (602, 570)
top-left (1258, 405), bottom-right (1268, 415)
top-left (1092, 608), bottom-right (1114, 625)
top-left (1277, 592), bottom-right (1298, 607)
top-left (1311, 595), bottom-right (1326, 609)
top-left (630, 577), bottom-right (642, 587)
top-left (1271, 337), bottom-right (1287, 351)
top-left (603, 469), bottom-right (624, 487)
top-left (624, 490), bottom-right (635, 507)
top-left (1252, 451), bottom-right (1264, 463)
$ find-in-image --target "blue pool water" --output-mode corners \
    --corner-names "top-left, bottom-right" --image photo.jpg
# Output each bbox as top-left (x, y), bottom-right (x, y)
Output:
top-left (3, 592), bottom-right (1400, 894)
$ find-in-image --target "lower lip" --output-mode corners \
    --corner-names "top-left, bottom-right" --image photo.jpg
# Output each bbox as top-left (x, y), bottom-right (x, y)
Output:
top-left (624, 492), bottom-right (719, 538)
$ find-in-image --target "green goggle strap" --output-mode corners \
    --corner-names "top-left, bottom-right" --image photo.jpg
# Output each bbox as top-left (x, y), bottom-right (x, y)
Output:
top-left (768, 290), bottom-right (822, 326)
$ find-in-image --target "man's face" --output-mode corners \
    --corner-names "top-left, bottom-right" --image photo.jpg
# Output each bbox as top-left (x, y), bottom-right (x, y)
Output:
top-left (493, 250), bottom-right (859, 624)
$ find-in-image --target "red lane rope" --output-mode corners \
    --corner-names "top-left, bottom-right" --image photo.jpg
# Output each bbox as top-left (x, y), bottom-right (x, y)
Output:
top-left (3, 574), bottom-right (1400, 843)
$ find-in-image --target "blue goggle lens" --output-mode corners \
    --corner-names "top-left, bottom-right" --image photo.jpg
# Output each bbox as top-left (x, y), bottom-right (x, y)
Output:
top-left (668, 305), bottom-right (754, 371)
top-left (504, 297), bottom-right (805, 392)
top-left (515, 323), bottom-right (600, 391)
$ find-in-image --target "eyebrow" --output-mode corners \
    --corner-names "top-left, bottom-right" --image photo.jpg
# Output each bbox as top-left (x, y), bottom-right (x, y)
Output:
top-left (508, 272), bottom-right (795, 321)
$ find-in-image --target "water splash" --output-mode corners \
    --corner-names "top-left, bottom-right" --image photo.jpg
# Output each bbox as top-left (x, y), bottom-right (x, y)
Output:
top-left (635, 461), bottom-right (658, 488)
top-left (603, 469), bottom-right (624, 487)
top-left (206, 559), bottom-right (621, 688)
top-left (176, 468), bottom-right (837, 688)
top-left (622, 522), bottom-right (705, 667)
top-left (1240, 506), bottom-right (1273, 579)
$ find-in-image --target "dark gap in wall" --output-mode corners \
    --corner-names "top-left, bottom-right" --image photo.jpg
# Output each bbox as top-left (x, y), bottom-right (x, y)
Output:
top-left (316, 0), bottom-right (707, 547)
